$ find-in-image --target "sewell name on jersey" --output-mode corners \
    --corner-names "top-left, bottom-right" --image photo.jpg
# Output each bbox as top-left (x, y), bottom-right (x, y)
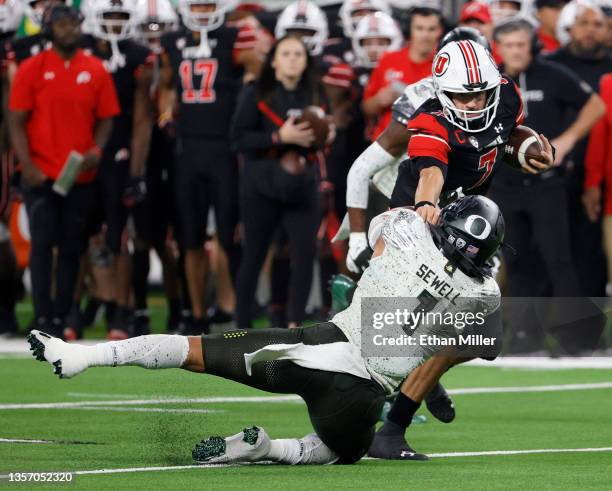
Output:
top-left (416, 264), bottom-right (460, 304)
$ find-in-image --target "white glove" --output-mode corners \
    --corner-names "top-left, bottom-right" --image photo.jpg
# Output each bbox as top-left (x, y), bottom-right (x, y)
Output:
top-left (347, 232), bottom-right (369, 274)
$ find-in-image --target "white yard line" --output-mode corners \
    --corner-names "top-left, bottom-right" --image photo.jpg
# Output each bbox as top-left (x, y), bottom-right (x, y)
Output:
top-left (2, 382), bottom-right (612, 411)
top-left (2, 447), bottom-right (612, 478)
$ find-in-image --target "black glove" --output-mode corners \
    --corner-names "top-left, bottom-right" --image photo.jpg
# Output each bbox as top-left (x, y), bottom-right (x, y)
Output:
top-left (123, 176), bottom-right (147, 208)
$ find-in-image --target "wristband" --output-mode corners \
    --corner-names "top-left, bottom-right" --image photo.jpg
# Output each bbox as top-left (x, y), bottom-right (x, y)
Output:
top-left (414, 201), bottom-right (435, 210)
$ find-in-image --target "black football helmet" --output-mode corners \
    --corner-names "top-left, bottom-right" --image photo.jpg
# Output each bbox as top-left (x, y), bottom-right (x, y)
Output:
top-left (430, 195), bottom-right (505, 278)
top-left (438, 26), bottom-right (490, 53)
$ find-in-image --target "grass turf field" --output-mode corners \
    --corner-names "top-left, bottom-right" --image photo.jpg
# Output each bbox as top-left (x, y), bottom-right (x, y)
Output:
top-left (1, 351), bottom-right (611, 490)
top-left (2, 299), bottom-right (612, 488)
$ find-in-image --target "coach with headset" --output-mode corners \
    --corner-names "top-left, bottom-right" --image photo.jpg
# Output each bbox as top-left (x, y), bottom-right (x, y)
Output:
top-left (488, 17), bottom-right (604, 346)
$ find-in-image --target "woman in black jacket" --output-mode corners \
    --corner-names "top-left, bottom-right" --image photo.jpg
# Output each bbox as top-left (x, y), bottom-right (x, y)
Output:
top-left (232, 36), bottom-right (330, 329)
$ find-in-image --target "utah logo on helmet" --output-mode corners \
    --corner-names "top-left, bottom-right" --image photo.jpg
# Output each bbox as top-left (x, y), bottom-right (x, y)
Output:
top-left (432, 40), bottom-right (502, 133)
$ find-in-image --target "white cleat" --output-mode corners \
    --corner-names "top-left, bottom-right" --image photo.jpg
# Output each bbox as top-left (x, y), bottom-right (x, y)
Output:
top-left (192, 426), bottom-right (272, 464)
top-left (27, 330), bottom-right (89, 379)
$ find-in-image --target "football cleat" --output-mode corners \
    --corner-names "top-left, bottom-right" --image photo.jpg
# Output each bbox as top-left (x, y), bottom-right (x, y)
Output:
top-left (425, 383), bottom-right (456, 423)
top-left (192, 426), bottom-right (271, 464)
top-left (27, 330), bottom-right (89, 379)
top-left (367, 432), bottom-right (429, 461)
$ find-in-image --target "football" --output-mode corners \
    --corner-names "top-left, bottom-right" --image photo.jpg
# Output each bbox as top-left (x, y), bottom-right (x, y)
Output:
top-left (297, 106), bottom-right (330, 150)
top-left (503, 125), bottom-right (545, 170)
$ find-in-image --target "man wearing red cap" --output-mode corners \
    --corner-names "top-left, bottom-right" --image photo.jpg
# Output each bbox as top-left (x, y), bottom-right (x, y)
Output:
top-left (459, 1), bottom-right (494, 42)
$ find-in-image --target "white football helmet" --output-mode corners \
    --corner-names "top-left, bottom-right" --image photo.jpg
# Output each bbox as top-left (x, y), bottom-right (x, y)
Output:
top-left (275, 0), bottom-right (329, 56)
top-left (339, 0), bottom-right (390, 38)
top-left (81, 0), bottom-right (138, 41)
top-left (352, 12), bottom-right (402, 68)
top-left (1, 0), bottom-right (25, 32)
top-left (134, 0), bottom-right (178, 43)
top-left (386, 0), bottom-right (441, 9)
top-left (432, 40), bottom-right (502, 133)
top-left (485, 0), bottom-right (534, 25)
top-left (178, 0), bottom-right (231, 33)
top-left (556, 0), bottom-right (603, 46)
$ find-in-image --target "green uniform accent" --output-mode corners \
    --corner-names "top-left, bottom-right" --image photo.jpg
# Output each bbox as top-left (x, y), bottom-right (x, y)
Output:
top-left (330, 274), bottom-right (357, 313)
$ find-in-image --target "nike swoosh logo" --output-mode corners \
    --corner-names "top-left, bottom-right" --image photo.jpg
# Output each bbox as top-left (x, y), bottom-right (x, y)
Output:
top-left (400, 450), bottom-right (415, 457)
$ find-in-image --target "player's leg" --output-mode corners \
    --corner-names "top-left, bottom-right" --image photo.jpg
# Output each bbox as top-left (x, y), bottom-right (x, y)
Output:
top-left (282, 187), bottom-right (319, 328)
top-left (53, 183), bottom-right (94, 335)
top-left (175, 137), bottom-right (209, 332)
top-left (23, 182), bottom-right (58, 332)
top-left (235, 174), bottom-right (282, 329)
top-left (368, 353), bottom-right (459, 461)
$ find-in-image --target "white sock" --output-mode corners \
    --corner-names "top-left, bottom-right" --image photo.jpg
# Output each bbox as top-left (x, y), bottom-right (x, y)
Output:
top-left (267, 434), bottom-right (338, 465)
top-left (84, 335), bottom-right (189, 369)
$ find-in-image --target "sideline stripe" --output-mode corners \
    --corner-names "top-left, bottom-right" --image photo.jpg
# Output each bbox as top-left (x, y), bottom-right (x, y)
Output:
top-left (2, 447), bottom-right (612, 478)
top-left (1, 382), bottom-right (611, 410)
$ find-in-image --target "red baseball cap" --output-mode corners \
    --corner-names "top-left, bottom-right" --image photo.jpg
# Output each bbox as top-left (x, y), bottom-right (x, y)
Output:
top-left (459, 2), bottom-right (493, 24)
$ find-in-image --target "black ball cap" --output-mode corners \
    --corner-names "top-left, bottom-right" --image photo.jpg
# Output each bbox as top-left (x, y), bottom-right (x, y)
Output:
top-left (535, 0), bottom-right (570, 8)
top-left (44, 5), bottom-right (84, 28)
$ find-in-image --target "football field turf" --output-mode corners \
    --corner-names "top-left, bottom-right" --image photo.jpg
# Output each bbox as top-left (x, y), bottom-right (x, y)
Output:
top-left (1, 353), bottom-right (611, 489)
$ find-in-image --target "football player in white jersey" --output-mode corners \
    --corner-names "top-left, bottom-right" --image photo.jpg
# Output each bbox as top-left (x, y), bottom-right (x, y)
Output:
top-left (27, 194), bottom-right (504, 464)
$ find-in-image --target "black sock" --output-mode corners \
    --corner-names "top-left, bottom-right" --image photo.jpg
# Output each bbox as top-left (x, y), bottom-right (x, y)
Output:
top-left (132, 248), bottom-right (150, 311)
top-left (378, 392), bottom-right (421, 436)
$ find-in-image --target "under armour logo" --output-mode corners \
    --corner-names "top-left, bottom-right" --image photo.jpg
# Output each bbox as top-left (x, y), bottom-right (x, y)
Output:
top-left (43, 71), bottom-right (55, 80)
top-left (400, 450), bottom-right (415, 457)
top-left (494, 123), bottom-right (504, 133)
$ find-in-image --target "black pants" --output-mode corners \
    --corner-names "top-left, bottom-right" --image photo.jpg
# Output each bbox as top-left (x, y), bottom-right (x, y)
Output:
top-left (202, 322), bottom-right (386, 464)
top-left (24, 181), bottom-right (93, 320)
top-left (174, 137), bottom-right (238, 252)
top-left (236, 162), bottom-right (319, 328)
top-left (490, 181), bottom-right (581, 297)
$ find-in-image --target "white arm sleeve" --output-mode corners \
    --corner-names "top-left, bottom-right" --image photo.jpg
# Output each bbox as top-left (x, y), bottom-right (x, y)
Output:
top-left (346, 141), bottom-right (397, 209)
top-left (367, 209), bottom-right (397, 248)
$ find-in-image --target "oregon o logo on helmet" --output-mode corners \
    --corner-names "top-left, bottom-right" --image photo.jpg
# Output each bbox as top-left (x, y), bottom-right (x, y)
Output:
top-left (464, 215), bottom-right (491, 240)
top-left (434, 53), bottom-right (450, 77)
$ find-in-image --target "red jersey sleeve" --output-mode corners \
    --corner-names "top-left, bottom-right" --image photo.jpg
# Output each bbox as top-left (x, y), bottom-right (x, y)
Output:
top-left (407, 112), bottom-right (451, 165)
top-left (95, 66), bottom-right (121, 119)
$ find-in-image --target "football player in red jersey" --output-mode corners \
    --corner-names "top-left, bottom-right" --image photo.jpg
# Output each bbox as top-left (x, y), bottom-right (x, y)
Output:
top-left (389, 39), bottom-right (555, 225)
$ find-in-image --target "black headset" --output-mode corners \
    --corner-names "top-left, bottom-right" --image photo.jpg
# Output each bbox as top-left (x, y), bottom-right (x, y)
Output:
top-left (493, 17), bottom-right (542, 56)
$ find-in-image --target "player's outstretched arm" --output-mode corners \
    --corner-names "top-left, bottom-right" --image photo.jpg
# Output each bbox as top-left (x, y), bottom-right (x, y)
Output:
top-left (414, 166), bottom-right (444, 224)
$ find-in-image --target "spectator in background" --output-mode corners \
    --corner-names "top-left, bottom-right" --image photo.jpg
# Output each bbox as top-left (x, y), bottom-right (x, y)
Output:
top-left (361, 6), bottom-right (443, 141)
top-left (489, 18), bottom-right (604, 299)
top-left (231, 36), bottom-right (332, 329)
top-left (548, 0), bottom-right (612, 297)
top-left (601, 1), bottom-right (612, 49)
top-left (583, 74), bottom-right (612, 294)
top-left (458, 1), bottom-right (494, 42)
top-left (8, 5), bottom-right (118, 336)
top-left (534, 0), bottom-right (569, 53)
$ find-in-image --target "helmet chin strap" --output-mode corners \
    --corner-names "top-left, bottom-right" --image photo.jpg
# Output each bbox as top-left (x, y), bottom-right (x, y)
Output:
top-left (197, 29), bottom-right (212, 58)
top-left (108, 38), bottom-right (126, 70)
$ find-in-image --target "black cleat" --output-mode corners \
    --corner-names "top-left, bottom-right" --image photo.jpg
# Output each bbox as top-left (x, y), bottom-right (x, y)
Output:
top-left (52, 360), bottom-right (63, 376)
top-left (368, 432), bottom-right (429, 461)
top-left (425, 383), bottom-right (455, 423)
top-left (193, 436), bottom-right (226, 463)
top-left (27, 332), bottom-right (48, 361)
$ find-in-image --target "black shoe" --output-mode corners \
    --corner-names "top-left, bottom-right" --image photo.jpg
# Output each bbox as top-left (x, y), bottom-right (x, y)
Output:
top-left (51, 317), bottom-right (67, 339)
top-left (425, 383), bottom-right (455, 423)
top-left (206, 305), bottom-right (233, 325)
top-left (268, 307), bottom-right (287, 329)
top-left (132, 310), bottom-right (151, 336)
top-left (367, 432), bottom-right (429, 461)
top-left (80, 297), bottom-right (102, 328)
top-left (171, 316), bottom-right (209, 335)
top-left (0, 307), bottom-right (19, 336)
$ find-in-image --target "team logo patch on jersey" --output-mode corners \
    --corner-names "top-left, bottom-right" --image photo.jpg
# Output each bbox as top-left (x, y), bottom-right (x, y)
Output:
top-left (469, 136), bottom-right (479, 149)
top-left (434, 53), bottom-right (450, 77)
top-left (456, 238), bottom-right (466, 249)
top-left (76, 71), bottom-right (91, 85)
